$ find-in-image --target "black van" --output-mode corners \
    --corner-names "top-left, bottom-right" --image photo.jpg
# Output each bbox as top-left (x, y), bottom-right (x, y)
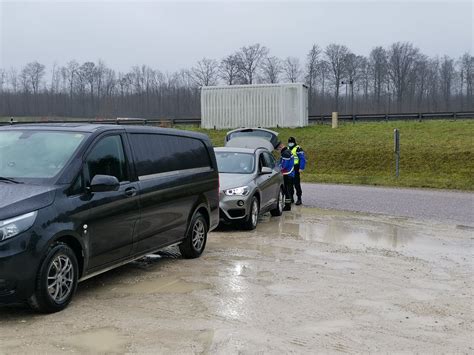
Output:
top-left (0, 124), bottom-right (219, 313)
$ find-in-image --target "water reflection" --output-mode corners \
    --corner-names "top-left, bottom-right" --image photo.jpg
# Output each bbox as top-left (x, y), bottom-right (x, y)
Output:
top-left (259, 211), bottom-right (415, 250)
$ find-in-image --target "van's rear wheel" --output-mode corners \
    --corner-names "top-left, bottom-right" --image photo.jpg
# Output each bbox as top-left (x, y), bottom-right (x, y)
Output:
top-left (180, 212), bottom-right (208, 259)
top-left (28, 243), bottom-right (78, 313)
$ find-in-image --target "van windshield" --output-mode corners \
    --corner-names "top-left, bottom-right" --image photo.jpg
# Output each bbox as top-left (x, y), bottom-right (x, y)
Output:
top-left (216, 152), bottom-right (255, 174)
top-left (0, 130), bottom-right (87, 180)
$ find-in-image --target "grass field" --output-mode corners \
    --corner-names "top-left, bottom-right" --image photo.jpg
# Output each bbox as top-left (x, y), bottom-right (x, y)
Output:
top-left (179, 120), bottom-right (474, 191)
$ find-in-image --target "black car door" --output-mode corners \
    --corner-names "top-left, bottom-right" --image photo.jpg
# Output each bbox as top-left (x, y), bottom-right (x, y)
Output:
top-left (83, 134), bottom-right (140, 270)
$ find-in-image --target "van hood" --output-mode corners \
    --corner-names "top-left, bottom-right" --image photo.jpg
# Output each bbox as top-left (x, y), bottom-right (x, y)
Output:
top-left (0, 183), bottom-right (56, 220)
top-left (219, 173), bottom-right (254, 191)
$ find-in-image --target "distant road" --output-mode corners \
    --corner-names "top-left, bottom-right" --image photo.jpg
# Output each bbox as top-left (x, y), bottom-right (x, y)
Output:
top-left (300, 183), bottom-right (474, 225)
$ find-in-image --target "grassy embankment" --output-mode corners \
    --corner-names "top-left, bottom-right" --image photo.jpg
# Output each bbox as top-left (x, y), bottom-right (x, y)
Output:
top-left (181, 120), bottom-right (474, 191)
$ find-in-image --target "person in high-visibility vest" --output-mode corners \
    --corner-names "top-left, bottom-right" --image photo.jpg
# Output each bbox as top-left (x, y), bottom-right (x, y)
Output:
top-left (277, 142), bottom-right (295, 211)
top-left (288, 137), bottom-right (306, 205)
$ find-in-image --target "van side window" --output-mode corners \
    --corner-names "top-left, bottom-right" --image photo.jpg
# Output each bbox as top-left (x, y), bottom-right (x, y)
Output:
top-left (130, 134), bottom-right (211, 177)
top-left (86, 135), bottom-right (129, 182)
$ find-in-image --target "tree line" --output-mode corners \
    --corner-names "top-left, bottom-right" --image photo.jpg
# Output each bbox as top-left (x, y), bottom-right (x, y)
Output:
top-left (0, 42), bottom-right (472, 119)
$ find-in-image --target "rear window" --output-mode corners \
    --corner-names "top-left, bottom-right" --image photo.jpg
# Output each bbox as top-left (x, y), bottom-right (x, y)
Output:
top-left (129, 133), bottom-right (212, 177)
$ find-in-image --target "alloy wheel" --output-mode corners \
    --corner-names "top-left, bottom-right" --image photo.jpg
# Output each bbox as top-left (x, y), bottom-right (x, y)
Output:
top-left (251, 200), bottom-right (259, 227)
top-left (279, 190), bottom-right (285, 213)
top-left (192, 219), bottom-right (206, 251)
top-left (47, 255), bottom-right (74, 303)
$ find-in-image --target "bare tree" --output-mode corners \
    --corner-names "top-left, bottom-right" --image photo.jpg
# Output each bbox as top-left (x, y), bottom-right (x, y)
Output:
top-left (305, 44), bottom-right (321, 100)
top-left (8, 68), bottom-right (19, 94)
top-left (22, 61), bottom-right (46, 95)
top-left (387, 42), bottom-right (420, 111)
top-left (439, 56), bottom-right (455, 110)
top-left (459, 53), bottom-right (473, 107)
top-left (80, 62), bottom-right (96, 106)
top-left (235, 43), bottom-right (268, 84)
top-left (0, 69), bottom-right (5, 93)
top-left (317, 60), bottom-right (330, 102)
top-left (369, 46), bottom-right (388, 111)
top-left (325, 43), bottom-right (350, 111)
top-left (219, 54), bottom-right (240, 85)
top-left (283, 57), bottom-right (302, 83)
top-left (261, 56), bottom-right (282, 83)
top-left (413, 55), bottom-right (430, 111)
top-left (191, 58), bottom-right (219, 87)
top-left (62, 61), bottom-right (80, 99)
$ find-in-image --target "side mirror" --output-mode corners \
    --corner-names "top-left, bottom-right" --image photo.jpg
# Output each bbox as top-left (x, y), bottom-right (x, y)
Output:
top-left (260, 167), bottom-right (272, 175)
top-left (89, 175), bottom-right (120, 193)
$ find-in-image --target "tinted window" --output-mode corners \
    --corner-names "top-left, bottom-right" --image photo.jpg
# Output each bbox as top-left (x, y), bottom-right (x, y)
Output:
top-left (130, 134), bottom-right (211, 177)
top-left (86, 135), bottom-right (128, 182)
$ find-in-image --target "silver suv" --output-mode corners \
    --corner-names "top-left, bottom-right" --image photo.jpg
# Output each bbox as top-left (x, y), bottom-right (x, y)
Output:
top-left (215, 128), bottom-right (285, 230)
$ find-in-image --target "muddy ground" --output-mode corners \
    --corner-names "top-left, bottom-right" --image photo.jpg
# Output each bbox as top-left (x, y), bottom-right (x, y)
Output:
top-left (0, 207), bottom-right (473, 353)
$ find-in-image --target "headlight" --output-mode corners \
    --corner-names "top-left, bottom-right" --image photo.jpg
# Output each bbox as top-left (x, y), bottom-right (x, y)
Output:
top-left (0, 211), bottom-right (38, 241)
top-left (224, 186), bottom-right (249, 196)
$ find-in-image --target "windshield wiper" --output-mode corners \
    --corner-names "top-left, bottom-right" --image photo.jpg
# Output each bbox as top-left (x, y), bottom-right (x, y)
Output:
top-left (0, 176), bottom-right (23, 184)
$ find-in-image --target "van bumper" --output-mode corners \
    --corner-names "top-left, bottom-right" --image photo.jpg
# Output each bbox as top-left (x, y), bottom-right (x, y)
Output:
top-left (0, 232), bottom-right (38, 304)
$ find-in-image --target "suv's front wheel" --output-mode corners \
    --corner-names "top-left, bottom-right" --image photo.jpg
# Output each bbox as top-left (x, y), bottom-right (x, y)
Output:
top-left (179, 212), bottom-right (208, 259)
top-left (28, 242), bottom-right (79, 313)
top-left (241, 196), bottom-right (259, 230)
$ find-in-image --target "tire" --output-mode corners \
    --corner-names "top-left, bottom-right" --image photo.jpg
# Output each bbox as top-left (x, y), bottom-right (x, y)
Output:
top-left (270, 187), bottom-right (285, 217)
top-left (28, 243), bottom-right (79, 313)
top-left (242, 196), bottom-right (259, 230)
top-left (179, 212), bottom-right (208, 259)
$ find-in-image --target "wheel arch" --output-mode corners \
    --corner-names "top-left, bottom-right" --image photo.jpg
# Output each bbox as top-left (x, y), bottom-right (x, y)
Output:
top-left (49, 233), bottom-right (85, 279)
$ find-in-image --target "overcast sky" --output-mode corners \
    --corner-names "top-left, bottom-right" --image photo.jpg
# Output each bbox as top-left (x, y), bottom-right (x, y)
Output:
top-left (1, 0), bottom-right (472, 72)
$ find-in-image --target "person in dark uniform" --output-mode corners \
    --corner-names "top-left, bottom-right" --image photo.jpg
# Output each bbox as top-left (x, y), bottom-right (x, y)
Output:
top-left (288, 137), bottom-right (306, 205)
top-left (277, 142), bottom-right (295, 211)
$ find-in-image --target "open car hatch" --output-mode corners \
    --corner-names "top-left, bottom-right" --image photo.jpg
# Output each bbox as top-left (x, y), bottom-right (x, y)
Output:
top-left (224, 128), bottom-right (280, 151)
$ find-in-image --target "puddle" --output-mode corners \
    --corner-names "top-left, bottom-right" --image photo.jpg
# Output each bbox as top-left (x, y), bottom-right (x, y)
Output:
top-left (61, 327), bottom-right (127, 353)
top-left (257, 208), bottom-right (473, 264)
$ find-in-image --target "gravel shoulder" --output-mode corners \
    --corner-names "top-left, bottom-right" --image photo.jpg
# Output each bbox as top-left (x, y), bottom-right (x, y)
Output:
top-left (1, 207), bottom-right (472, 353)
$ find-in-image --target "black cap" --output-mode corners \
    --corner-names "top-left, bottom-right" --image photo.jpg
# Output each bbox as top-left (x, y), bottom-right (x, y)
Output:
top-left (288, 137), bottom-right (296, 144)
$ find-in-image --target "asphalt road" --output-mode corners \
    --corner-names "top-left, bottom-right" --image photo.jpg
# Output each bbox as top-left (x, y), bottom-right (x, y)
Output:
top-left (300, 183), bottom-right (474, 226)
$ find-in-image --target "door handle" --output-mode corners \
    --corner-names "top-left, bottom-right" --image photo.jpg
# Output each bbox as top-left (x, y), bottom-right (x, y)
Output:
top-left (124, 187), bottom-right (137, 197)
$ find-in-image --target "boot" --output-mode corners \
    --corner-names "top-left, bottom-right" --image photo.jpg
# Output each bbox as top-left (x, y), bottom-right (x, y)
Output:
top-left (283, 203), bottom-right (291, 211)
top-left (295, 197), bottom-right (302, 206)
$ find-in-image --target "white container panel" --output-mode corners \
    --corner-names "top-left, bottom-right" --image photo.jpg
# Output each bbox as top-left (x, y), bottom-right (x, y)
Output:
top-left (201, 83), bottom-right (308, 129)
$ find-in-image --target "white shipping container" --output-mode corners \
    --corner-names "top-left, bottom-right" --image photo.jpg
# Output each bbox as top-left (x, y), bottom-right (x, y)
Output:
top-left (201, 83), bottom-right (308, 129)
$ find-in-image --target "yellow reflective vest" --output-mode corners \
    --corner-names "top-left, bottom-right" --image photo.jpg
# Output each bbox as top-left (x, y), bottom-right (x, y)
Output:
top-left (291, 145), bottom-right (300, 165)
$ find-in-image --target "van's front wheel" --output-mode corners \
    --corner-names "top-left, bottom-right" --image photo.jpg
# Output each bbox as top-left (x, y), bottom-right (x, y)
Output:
top-left (180, 212), bottom-right (208, 259)
top-left (28, 243), bottom-right (78, 313)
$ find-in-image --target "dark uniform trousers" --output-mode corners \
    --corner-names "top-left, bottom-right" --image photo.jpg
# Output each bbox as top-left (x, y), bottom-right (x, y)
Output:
top-left (283, 174), bottom-right (294, 208)
top-left (292, 164), bottom-right (302, 199)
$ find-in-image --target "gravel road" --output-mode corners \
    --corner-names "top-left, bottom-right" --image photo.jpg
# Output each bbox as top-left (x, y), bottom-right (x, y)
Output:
top-left (1, 208), bottom-right (472, 353)
top-left (300, 183), bottom-right (474, 225)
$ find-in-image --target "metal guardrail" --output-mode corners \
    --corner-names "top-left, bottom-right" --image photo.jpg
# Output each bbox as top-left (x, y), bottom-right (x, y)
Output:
top-left (308, 111), bottom-right (474, 123)
top-left (1, 111), bottom-right (472, 127)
